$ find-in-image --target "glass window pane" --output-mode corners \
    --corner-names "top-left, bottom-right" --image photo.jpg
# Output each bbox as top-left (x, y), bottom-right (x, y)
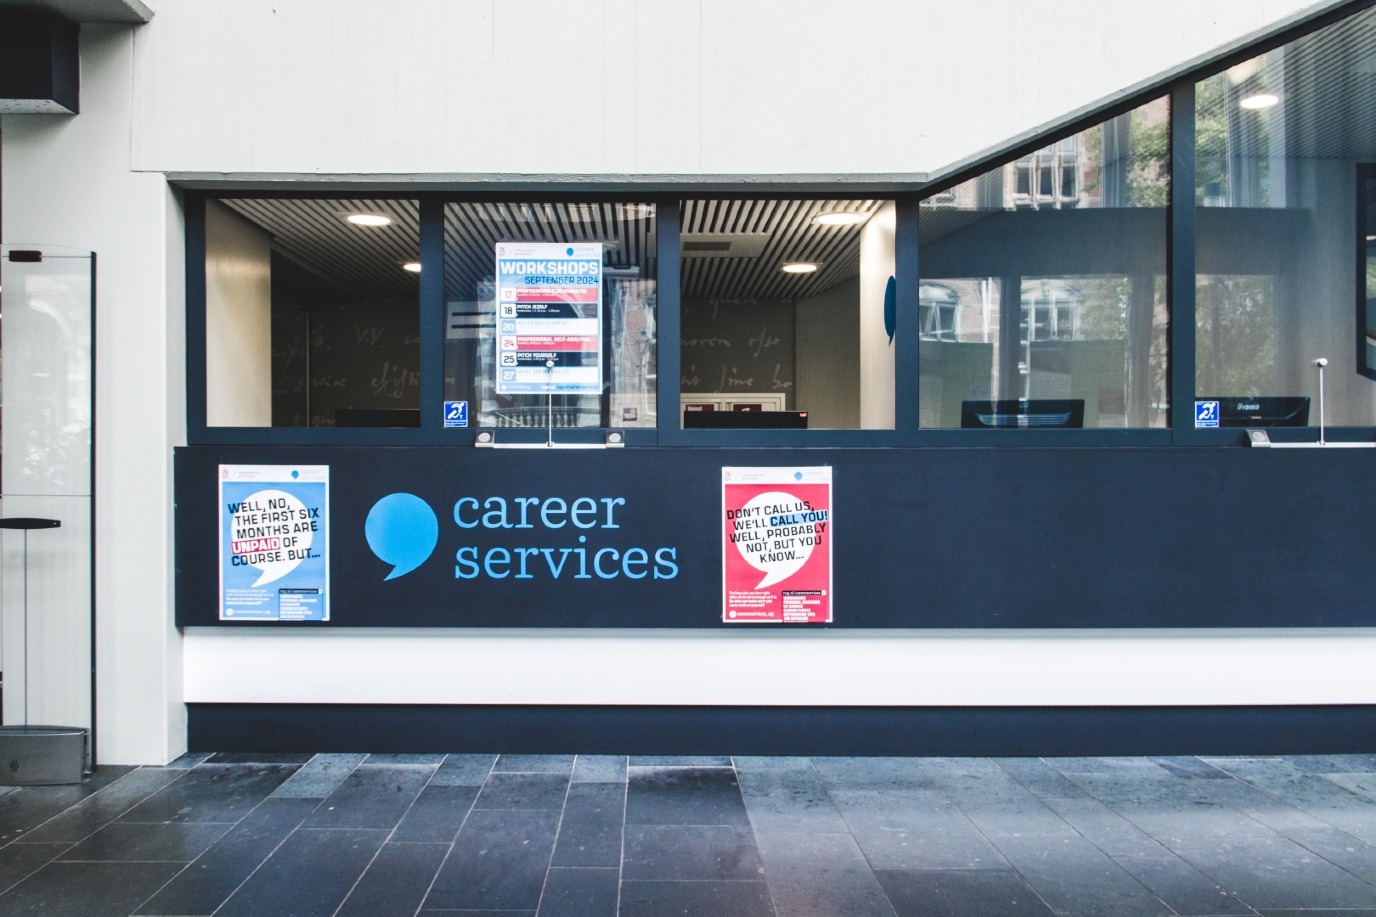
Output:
top-left (680, 199), bottom-right (895, 430)
top-left (1196, 6), bottom-right (1376, 427)
top-left (204, 198), bottom-right (420, 428)
top-left (442, 202), bottom-right (657, 429)
top-left (919, 97), bottom-right (1170, 429)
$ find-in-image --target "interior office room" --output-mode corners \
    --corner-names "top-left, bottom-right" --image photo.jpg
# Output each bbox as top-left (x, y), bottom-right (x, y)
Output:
top-left (8, 0), bottom-right (1376, 909)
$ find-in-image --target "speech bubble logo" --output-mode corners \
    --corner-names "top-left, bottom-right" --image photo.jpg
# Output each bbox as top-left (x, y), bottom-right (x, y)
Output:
top-left (229, 489), bottom-right (312, 587)
top-left (365, 493), bottom-right (439, 580)
top-left (734, 490), bottom-right (828, 589)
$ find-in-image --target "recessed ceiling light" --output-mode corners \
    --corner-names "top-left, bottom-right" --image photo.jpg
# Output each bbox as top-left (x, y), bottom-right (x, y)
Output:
top-left (781, 262), bottom-right (820, 274)
top-left (402, 262), bottom-right (422, 273)
top-left (1239, 93), bottom-right (1279, 110)
top-left (345, 213), bottom-right (392, 227)
top-left (812, 211), bottom-right (867, 227)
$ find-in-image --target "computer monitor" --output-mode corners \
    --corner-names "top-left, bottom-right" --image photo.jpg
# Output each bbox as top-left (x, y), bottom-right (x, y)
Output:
top-left (683, 410), bottom-right (809, 429)
top-left (1197, 396), bottom-right (1310, 427)
top-left (960, 399), bottom-right (1085, 429)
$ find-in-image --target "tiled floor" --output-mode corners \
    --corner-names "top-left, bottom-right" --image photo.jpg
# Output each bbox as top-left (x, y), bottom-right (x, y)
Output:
top-left (5, 755), bottom-right (1376, 915)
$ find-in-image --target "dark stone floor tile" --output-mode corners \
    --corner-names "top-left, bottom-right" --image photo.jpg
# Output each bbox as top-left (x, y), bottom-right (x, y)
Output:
top-left (734, 756), bottom-right (820, 774)
top-left (272, 753), bottom-right (366, 798)
top-left (626, 766), bottom-right (750, 826)
top-left (134, 796), bottom-right (319, 916)
top-left (622, 824), bottom-right (763, 880)
top-left (166, 752), bottom-right (215, 768)
top-left (994, 758), bottom-right (1090, 800)
top-left (425, 808), bottom-right (560, 911)
top-left (18, 767), bottom-right (185, 842)
top-left (830, 789), bottom-right (1006, 870)
top-left (811, 756), bottom-right (932, 791)
top-left (304, 763), bottom-right (434, 829)
top-left (0, 860), bottom-right (184, 917)
top-left (0, 765), bottom-right (138, 844)
top-left (1047, 757), bottom-right (1176, 779)
top-left (629, 756), bottom-right (732, 767)
top-left (214, 828), bottom-right (390, 917)
top-left (0, 843), bottom-right (69, 895)
top-left (430, 754), bottom-right (496, 786)
top-left (205, 751), bottom-right (315, 765)
top-left (572, 755), bottom-right (627, 783)
top-left (737, 763), bottom-right (849, 835)
top-left (1115, 854), bottom-right (1258, 916)
top-left (474, 772), bottom-right (570, 810)
top-left (58, 820), bottom-right (229, 862)
top-left (619, 879), bottom-right (775, 917)
top-left (1148, 756), bottom-right (1232, 780)
top-left (335, 841), bottom-right (449, 917)
top-left (991, 834), bottom-right (1175, 916)
top-left (876, 868), bottom-right (1056, 917)
top-left (392, 784), bottom-right (480, 842)
top-left (119, 764), bottom-right (298, 824)
top-left (365, 753), bottom-right (448, 765)
top-left (552, 782), bottom-right (625, 867)
top-left (1288, 825), bottom-right (1376, 886)
top-left (1284, 754), bottom-right (1376, 774)
top-left (537, 867), bottom-right (619, 917)
top-left (1040, 797), bottom-right (1168, 858)
top-left (755, 831), bottom-right (896, 917)
top-left (1257, 912), bottom-right (1376, 916)
top-left (494, 754), bottom-right (574, 773)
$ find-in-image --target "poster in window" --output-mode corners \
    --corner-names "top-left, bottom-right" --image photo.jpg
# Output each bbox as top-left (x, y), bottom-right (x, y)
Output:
top-left (722, 466), bottom-right (832, 623)
top-left (219, 464), bottom-right (330, 621)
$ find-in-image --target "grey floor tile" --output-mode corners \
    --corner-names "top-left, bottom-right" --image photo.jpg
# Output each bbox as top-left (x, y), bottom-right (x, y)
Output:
top-left (1283, 754), bottom-right (1376, 774)
top-left (495, 754), bottom-right (575, 773)
top-left (629, 755), bottom-right (732, 767)
top-left (426, 808), bottom-right (560, 911)
top-left (205, 752), bottom-right (316, 764)
top-left (1148, 756), bottom-right (1233, 780)
top-left (335, 841), bottom-right (449, 917)
top-left (214, 827), bottom-right (390, 917)
top-left (1165, 834), bottom-right (1376, 910)
top-left (626, 766), bottom-right (750, 826)
top-left (0, 765), bottom-right (137, 844)
top-left (572, 755), bottom-right (627, 783)
top-left (133, 796), bottom-right (319, 916)
top-left (166, 752), bottom-right (215, 769)
top-left (831, 788), bottom-right (1006, 870)
top-left (271, 752), bottom-right (367, 798)
top-left (118, 763), bottom-right (299, 824)
top-left (811, 757), bottom-right (932, 791)
top-left (755, 831), bottom-right (896, 917)
top-left (474, 772), bottom-right (570, 810)
top-left (876, 868), bottom-right (1055, 917)
top-left (734, 756), bottom-right (822, 774)
top-left (57, 820), bottom-right (230, 862)
top-left (738, 762), bottom-right (849, 835)
top-left (17, 767), bottom-right (185, 843)
top-left (1287, 825), bottom-right (1376, 885)
top-left (995, 758), bottom-right (1091, 800)
top-left (304, 763), bottom-right (434, 829)
top-left (0, 843), bottom-right (70, 895)
top-left (991, 833), bottom-right (1175, 916)
top-left (431, 754), bottom-right (497, 786)
top-left (1048, 757), bottom-right (1177, 779)
top-left (1113, 853), bottom-right (1259, 916)
top-left (537, 867), bottom-right (619, 917)
top-left (392, 783), bottom-right (480, 843)
top-left (0, 861), bottom-right (184, 917)
top-left (1041, 796), bottom-right (1169, 858)
top-left (622, 824), bottom-right (763, 880)
top-left (364, 753), bottom-right (447, 765)
top-left (619, 879), bottom-right (775, 917)
top-left (552, 782), bottom-right (625, 867)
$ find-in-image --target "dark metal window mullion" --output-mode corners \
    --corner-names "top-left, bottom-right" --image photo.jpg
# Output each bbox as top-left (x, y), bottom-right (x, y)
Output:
top-left (418, 197), bottom-right (445, 439)
top-left (1169, 81), bottom-right (1197, 441)
top-left (185, 193), bottom-right (209, 439)
top-left (895, 195), bottom-right (920, 436)
top-left (656, 199), bottom-right (683, 445)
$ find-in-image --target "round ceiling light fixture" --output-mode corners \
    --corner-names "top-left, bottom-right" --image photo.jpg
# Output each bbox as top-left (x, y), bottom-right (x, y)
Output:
top-left (781, 262), bottom-right (821, 274)
top-left (345, 213), bottom-right (393, 227)
top-left (812, 211), bottom-right (868, 227)
top-left (402, 261), bottom-right (422, 273)
top-left (1239, 93), bottom-right (1279, 110)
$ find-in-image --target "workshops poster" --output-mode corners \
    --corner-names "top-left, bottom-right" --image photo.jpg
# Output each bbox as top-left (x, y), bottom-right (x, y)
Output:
top-left (722, 466), bottom-right (832, 623)
top-left (219, 465), bottom-right (330, 622)
top-left (495, 241), bottom-right (603, 395)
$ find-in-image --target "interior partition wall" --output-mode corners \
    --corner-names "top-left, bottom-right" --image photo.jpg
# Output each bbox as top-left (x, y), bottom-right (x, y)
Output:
top-left (177, 0), bottom-right (1376, 754)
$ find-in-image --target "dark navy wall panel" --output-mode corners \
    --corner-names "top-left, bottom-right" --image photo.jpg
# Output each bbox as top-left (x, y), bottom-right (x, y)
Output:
top-left (187, 703), bottom-right (1376, 757)
top-left (176, 445), bottom-right (1376, 628)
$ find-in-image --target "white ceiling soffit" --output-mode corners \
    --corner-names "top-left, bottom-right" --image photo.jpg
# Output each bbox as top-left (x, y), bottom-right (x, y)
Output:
top-left (0, 0), bottom-right (152, 23)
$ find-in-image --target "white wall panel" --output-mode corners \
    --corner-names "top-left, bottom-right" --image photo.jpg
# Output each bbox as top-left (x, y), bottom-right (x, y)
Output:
top-left (184, 629), bottom-right (1376, 707)
top-left (130, 0), bottom-right (1328, 179)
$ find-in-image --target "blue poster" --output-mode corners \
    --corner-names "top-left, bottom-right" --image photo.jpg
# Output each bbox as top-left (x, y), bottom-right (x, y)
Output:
top-left (494, 241), bottom-right (603, 395)
top-left (219, 464), bottom-right (330, 621)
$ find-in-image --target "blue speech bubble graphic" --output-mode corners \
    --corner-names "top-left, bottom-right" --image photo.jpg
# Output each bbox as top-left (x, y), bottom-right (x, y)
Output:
top-left (365, 493), bottom-right (439, 580)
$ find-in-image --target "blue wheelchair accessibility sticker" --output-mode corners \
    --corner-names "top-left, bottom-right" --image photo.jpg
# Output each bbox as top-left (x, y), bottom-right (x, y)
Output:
top-left (443, 401), bottom-right (469, 428)
top-left (1195, 400), bottom-right (1220, 428)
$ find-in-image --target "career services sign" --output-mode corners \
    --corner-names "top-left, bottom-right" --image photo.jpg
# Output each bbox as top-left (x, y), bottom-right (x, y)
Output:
top-left (495, 241), bottom-right (603, 395)
top-left (722, 466), bottom-right (833, 623)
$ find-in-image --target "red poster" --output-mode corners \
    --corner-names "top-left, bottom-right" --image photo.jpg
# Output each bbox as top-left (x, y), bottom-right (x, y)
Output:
top-left (722, 466), bottom-right (833, 623)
